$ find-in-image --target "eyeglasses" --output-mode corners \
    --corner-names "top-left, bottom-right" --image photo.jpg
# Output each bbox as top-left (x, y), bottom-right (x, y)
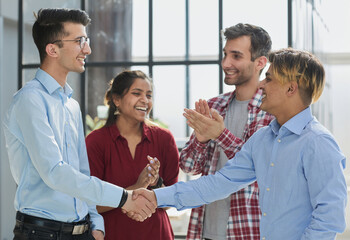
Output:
top-left (52, 36), bottom-right (90, 49)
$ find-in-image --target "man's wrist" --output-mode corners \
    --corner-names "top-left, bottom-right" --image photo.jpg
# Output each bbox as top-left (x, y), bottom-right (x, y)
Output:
top-left (117, 189), bottom-right (128, 208)
top-left (149, 177), bottom-right (163, 189)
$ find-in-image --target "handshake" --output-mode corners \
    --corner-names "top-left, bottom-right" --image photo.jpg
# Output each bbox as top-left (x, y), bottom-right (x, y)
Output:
top-left (121, 188), bottom-right (159, 222)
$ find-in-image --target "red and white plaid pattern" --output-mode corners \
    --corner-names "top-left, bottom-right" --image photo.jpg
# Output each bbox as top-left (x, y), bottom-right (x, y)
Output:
top-left (180, 89), bottom-right (274, 240)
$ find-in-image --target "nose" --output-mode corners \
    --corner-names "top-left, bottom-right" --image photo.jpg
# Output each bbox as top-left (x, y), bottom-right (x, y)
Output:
top-left (82, 42), bottom-right (92, 55)
top-left (140, 94), bottom-right (149, 103)
top-left (221, 56), bottom-right (230, 69)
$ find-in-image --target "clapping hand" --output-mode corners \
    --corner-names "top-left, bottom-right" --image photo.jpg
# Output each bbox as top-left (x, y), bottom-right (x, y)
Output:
top-left (147, 156), bottom-right (160, 188)
top-left (132, 155), bottom-right (160, 189)
top-left (183, 99), bottom-right (224, 143)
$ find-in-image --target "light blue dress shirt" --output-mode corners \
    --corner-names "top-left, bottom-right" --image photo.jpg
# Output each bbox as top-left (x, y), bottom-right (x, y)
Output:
top-left (155, 107), bottom-right (347, 240)
top-left (3, 69), bottom-right (124, 231)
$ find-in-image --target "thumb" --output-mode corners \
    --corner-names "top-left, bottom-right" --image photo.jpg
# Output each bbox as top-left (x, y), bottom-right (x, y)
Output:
top-left (210, 108), bottom-right (222, 121)
top-left (132, 190), bottom-right (139, 200)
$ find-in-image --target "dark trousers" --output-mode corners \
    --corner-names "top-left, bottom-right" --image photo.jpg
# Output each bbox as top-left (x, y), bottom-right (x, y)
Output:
top-left (13, 212), bottom-right (95, 240)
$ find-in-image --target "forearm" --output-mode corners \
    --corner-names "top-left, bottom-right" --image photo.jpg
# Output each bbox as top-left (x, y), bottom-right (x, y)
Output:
top-left (179, 134), bottom-right (213, 174)
top-left (215, 128), bottom-right (244, 159)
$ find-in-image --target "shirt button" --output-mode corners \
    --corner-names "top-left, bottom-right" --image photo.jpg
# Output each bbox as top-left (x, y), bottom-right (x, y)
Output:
top-left (262, 237), bottom-right (266, 240)
top-left (267, 188), bottom-right (270, 191)
top-left (270, 163), bottom-right (274, 167)
top-left (277, 139), bottom-right (281, 142)
top-left (263, 212), bottom-right (267, 216)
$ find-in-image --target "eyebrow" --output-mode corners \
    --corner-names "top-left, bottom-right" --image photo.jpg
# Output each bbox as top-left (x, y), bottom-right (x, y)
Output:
top-left (223, 48), bottom-right (243, 56)
top-left (131, 88), bottom-right (152, 93)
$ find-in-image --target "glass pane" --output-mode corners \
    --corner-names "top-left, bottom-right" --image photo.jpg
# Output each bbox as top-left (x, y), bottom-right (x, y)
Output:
top-left (152, 65), bottom-right (186, 139)
top-left (222, 79), bottom-right (236, 96)
top-left (322, 0), bottom-right (350, 53)
top-left (86, 0), bottom-right (133, 62)
top-left (223, 0), bottom-right (287, 50)
top-left (153, 0), bottom-right (186, 61)
top-left (67, 72), bottom-right (82, 107)
top-left (189, 65), bottom-right (219, 108)
top-left (86, 66), bottom-right (133, 120)
top-left (130, 66), bottom-right (149, 76)
top-left (330, 64), bottom-right (350, 185)
top-left (22, 69), bottom-right (37, 85)
top-left (189, 0), bottom-right (219, 60)
top-left (23, 0), bottom-right (81, 64)
top-left (132, 0), bottom-right (149, 61)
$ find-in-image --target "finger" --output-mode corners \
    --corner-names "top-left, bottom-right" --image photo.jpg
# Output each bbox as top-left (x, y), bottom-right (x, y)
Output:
top-left (195, 101), bottom-right (201, 113)
top-left (147, 155), bottom-right (154, 164)
top-left (141, 203), bottom-right (154, 217)
top-left (198, 99), bottom-right (207, 116)
top-left (133, 213), bottom-right (143, 222)
top-left (183, 109), bottom-right (199, 124)
top-left (132, 189), bottom-right (140, 200)
top-left (202, 100), bottom-right (211, 118)
top-left (210, 108), bottom-right (223, 121)
top-left (152, 157), bottom-right (160, 168)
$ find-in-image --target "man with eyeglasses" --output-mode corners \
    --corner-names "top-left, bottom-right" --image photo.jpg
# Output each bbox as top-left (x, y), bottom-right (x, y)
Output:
top-left (3, 8), bottom-right (155, 240)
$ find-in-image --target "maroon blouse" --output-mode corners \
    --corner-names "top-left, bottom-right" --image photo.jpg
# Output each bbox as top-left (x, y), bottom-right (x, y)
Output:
top-left (86, 123), bottom-right (179, 240)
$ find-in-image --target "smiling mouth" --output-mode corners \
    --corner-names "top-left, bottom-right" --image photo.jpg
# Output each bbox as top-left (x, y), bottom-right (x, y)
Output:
top-left (136, 106), bottom-right (148, 112)
top-left (225, 69), bottom-right (238, 76)
top-left (77, 57), bottom-right (86, 64)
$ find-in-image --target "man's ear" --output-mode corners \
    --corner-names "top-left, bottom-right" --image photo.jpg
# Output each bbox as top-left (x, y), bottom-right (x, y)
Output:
top-left (256, 56), bottom-right (267, 69)
top-left (286, 81), bottom-right (298, 96)
top-left (46, 44), bottom-right (58, 58)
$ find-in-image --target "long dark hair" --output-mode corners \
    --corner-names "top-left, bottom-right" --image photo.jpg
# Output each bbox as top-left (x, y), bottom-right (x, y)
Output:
top-left (104, 70), bottom-right (152, 127)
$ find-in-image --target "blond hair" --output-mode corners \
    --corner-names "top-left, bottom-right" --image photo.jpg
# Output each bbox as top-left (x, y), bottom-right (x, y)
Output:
top-left (269, 48), bottom-right (325, 105)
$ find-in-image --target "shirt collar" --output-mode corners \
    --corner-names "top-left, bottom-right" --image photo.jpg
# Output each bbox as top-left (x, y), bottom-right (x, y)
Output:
top-left (109, 122), bottom-right (152, 142)
top-left (270, 107), bottom-right (313, 136)
top-left (222, 88), bottom-right (263, 110)
top-left (35, 68), bottom-right (73, 97)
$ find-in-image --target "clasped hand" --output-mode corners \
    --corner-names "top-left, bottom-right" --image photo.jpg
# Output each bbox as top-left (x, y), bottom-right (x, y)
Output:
top-left (121, 156), bottom-right (160, 221)
top-left (122, 188), bottom-right (158, 222)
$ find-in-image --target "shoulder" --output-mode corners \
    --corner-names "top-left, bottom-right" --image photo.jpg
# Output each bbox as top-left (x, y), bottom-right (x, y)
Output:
top-left (207, 92), bottom-right (234, 112)
top-left (301, 119), bottom-right (344, 165)
top-left (207, 92), bottom-right (232, 105)
top-left (303, 119), bottom-right (337, 144)
top-left (146, 124), bottom-right (174, 137)
top-left (14, 80), bottom-right (45, 102)
top-left (86, 126), bottom-right (111, 144)
top-left (145, 124), bottom-right (176, 144)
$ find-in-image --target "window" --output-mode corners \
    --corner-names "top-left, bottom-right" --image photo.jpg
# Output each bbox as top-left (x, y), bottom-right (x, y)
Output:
top-left (19, 0), bottom-right (288, 237)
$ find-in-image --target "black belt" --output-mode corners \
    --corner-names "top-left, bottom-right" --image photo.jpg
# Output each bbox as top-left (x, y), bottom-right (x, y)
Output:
top-left (16, 211), bottom-right (90, 235)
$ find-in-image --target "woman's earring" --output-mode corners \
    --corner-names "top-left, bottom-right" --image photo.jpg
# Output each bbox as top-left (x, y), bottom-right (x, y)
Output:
top-left (114, 107), bottom-right (120, 115)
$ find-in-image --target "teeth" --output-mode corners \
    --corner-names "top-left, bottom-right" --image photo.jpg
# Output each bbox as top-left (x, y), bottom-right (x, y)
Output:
top-left (136, 107), bottom-right (147, 111)
top-left (225, 70), bottom-right (238, 75)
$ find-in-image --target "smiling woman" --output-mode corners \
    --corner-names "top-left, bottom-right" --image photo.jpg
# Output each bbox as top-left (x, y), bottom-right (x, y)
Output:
top-left (85, 70), bottom-right (180, 240)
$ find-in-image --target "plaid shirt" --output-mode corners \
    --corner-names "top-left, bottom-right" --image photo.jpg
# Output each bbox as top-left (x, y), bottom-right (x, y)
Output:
top-left (180, 89), bottom-right (274, 240)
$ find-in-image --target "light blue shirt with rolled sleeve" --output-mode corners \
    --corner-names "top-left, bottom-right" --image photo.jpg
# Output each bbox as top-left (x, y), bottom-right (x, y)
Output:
top-left (3, 68), bottom-right (124, 232)
top-left (155, 107), bottom-right (347, 240)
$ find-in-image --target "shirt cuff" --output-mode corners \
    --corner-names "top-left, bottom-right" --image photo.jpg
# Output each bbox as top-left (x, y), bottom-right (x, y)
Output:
top-left (154, 185), bottom-right (176, 208)
top-left (98, 179), bottom-right (125, 207)
top-left (193, 135), bottom-right (209, 150)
